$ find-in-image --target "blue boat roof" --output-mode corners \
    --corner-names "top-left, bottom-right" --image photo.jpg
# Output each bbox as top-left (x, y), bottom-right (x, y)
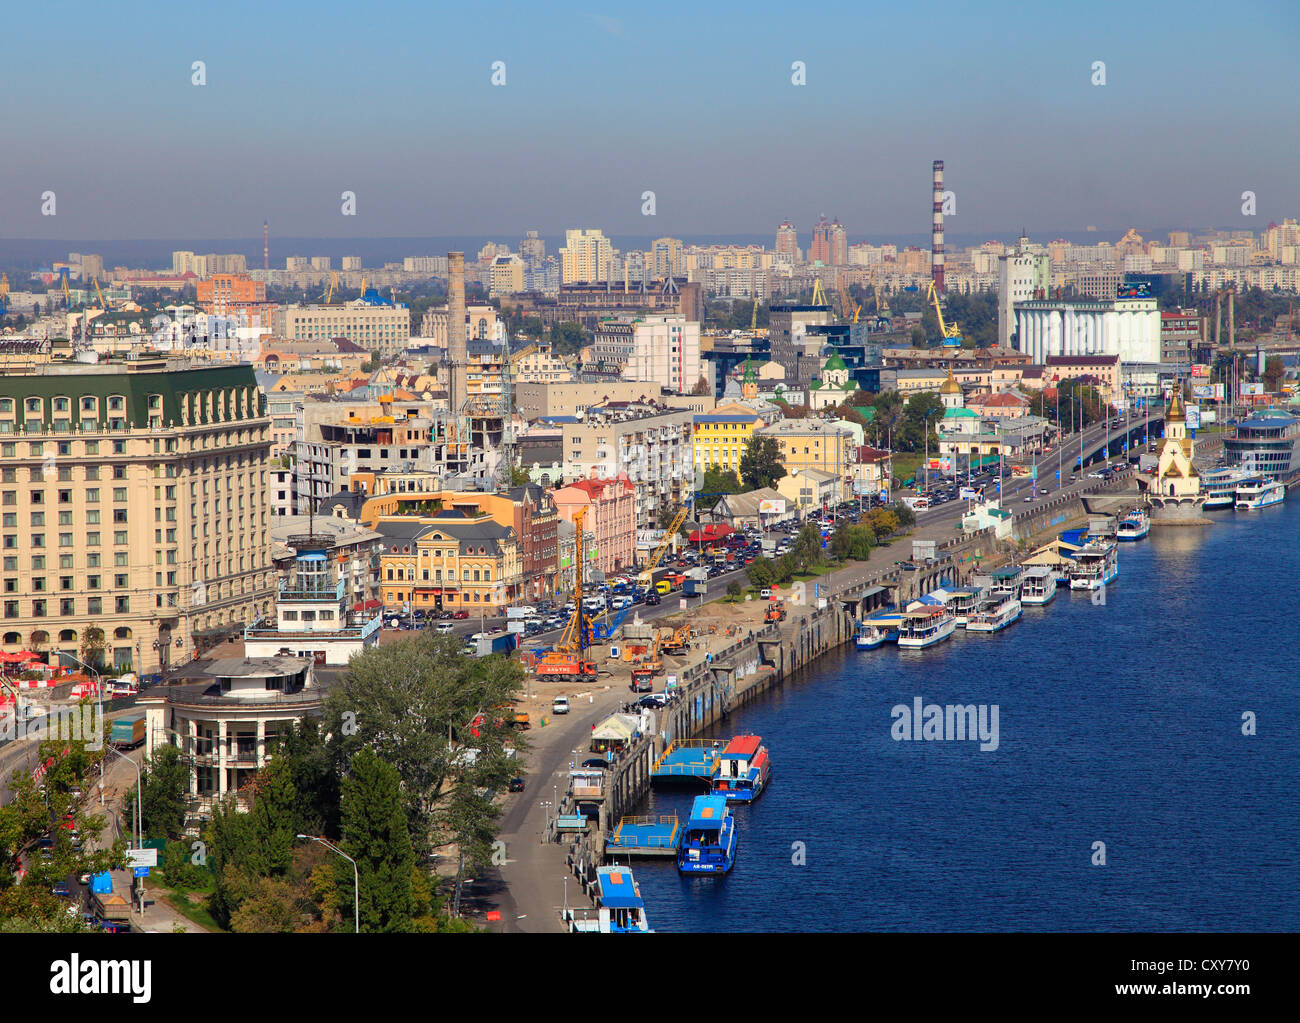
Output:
top-left (688, 794), bottom-right (729, 829)
top-left (597, 866), bottom-right (644, 909)
top-left (914, 593), bottom-right (944, 605)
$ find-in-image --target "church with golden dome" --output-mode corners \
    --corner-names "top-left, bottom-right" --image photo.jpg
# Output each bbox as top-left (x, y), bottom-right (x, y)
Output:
top-left (1139, 389), bottom-right (1209, 524)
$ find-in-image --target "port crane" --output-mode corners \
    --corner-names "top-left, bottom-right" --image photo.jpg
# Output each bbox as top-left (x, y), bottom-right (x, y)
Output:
top-left (0, 273), bottom-right (9, 317)
top-left (925, 280), bottom-right (963, 347)
top-left (836, 278), bottom-right (859, 323)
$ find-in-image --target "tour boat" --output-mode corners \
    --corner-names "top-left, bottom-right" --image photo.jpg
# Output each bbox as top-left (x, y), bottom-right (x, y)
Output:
top-left (942, 586), bottom-right (985, 626)
top-left (990, 565), bottom-right (1023, 598)
top-left (965, 592), bottom-right (1022, 633)
top-left (1019, 565), bottom-right (1058, 606)
top-left (1201, 468), bottom-right (1249, 509)
top-left (855, 620), bottom-right (888, 650)
top-left (1116, 509), bottom-right (1150, 541)
top-left (710, 735), bottom-right (771, 803)
top-left (896, 606), bottom-right (957, 649)
top-left (1069, 540), bottom-right (1118, 591)
top-left (595, 866), bottom-right (653, 933)
top-left (677, 794), bottom-right (737, 874)
top-left (1235, 477), bottom-right (1285, 510)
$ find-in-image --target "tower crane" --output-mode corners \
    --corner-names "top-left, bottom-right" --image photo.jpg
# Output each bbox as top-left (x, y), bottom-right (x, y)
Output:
top-left (92, 276), bottom-right (113, 311)
top-left (811, 278), bottom-right (829, 307)
top-left (322, 271), bottom-right (338, 303)
top-left (0, 273), bottom-right (9, 317)
top-left (836, 278), bottom-right (859, 323)
top-left (925, 280), bottom-right (963, 347)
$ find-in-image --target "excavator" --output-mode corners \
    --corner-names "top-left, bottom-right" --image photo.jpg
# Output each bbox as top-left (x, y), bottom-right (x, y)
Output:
top-left (763, 599), bottom-right (788, 624)
top-left (657, 625), bottom-right (695, 658)
top-left (534, 506), bottom-right (598, 683)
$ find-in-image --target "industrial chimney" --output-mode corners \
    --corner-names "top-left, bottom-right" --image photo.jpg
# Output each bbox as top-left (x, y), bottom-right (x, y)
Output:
top-left (263, 221), bottom-right (269, 271)
top-left (931, 160), bottom-right (945, 294)
top-left (447, 251), bottom-right (467, 412)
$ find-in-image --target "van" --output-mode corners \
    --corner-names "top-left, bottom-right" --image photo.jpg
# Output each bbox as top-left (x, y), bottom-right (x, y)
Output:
top-left (552, 695), bottom-right (570, 715)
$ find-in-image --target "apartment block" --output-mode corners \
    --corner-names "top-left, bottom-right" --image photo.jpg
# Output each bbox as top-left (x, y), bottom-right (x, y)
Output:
top-left (273, 302), bottom-right (411, 358)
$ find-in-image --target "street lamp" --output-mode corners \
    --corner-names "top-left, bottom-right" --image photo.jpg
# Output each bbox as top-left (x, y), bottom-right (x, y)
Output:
top-left (297, 834), bottom-right (359, 933)
top-left (923, 408), bottom-right (941, 495)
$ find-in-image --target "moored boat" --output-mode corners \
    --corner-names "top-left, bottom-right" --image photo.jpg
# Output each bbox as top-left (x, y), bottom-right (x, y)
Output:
top-left (897, 606), bottom-right (957, 649)
top-left (1116, 509), bottom-right (1150, 541)
top-left (677, 794), bottom-right (737, 874)
top-left (595, 866), bottom-right (653, 932)
top-left (710, 735), bottom-right (771, 803)
top-left (855, 619), bottom-right (888, 650)
top-left (1235, 477), bottom-right (1285, 509)
top-left (1201, 468), bottom-right (1249, 509)
top-left (1019, 565), bottom-right (1058, 605)
top-left (965, 591), bottom-right (1022, 633)
top-left (1069, 540), bottom-right (1118, 591)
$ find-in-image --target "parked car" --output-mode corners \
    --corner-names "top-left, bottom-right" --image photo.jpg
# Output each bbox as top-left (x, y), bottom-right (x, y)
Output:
top-left (552, 695), bottom-right (570, 715)
top-left (507, 777), bottom-right (526, 793)
top-left (435, 622), bottom-right (455, 634)
top-left (51, 882), bottom-right (71, 898)
top-left (452, 610), bottom-right (470, 620)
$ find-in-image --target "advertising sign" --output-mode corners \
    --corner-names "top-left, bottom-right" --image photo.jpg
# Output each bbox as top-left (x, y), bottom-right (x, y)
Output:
top-left (959, 486), bottom-right (982, 501)
top-left (1185, 404), bottom-right (1201, 430)
top-left (126, 848), bottom-right (158, 869)
top-left (1191, 364), bottom-right (1210, 378)
top-left (1242, 382), bottom-right (1264, 396)
top-left (758, 499), bottom-right (786, 515)
top-left (1191, 384), bottom-right (1214, 400)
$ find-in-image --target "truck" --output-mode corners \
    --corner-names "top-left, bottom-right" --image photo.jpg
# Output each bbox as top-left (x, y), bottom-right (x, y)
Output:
top-left (109, 712), bottom-right (146, 750)
top-left (764, 600), bottom-right (788, 624)
top-left (473, 632), bottom-right (519, 658)
top-left (1137, 453), bottom-right (1157, 473)
top-left (89, 873), bottom-right (130, 923)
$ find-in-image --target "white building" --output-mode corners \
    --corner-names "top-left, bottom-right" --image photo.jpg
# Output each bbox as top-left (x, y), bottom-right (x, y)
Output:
top-left (1014, 296), bottom-right (1160, 365)
top-left (997, 236), bottom-right (1051, 348)
top-left (615, 314), bottom-right (702, 394)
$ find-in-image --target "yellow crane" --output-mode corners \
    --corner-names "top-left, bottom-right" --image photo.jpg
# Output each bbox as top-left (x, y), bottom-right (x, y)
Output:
top-left (836, 278), bottom-right (859, 323)
top-left (925, 280), bottom-right (963, 346)
top-left (636, 505), bottom-right (689, 590)
top-left (91, 276), bottom-right (113, 310)
top-left (811, 277), bottom-right (829, 307)
top-left (322, 271), bottom-right (339, 303)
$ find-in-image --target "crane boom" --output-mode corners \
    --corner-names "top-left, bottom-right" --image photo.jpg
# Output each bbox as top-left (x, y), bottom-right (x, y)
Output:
top-left (637, 505), bottom-right (688, 587)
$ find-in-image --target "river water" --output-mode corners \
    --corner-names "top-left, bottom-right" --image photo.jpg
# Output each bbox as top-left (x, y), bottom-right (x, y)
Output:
top-left (627, 501), bottom-right (1300, 931)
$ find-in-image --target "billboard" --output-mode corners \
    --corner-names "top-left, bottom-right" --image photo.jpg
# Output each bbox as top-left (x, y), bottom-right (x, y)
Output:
top-left (1185, 404), bottom-right (1201, 430)
top-left (1242, 382), bottom-right (1264, 396)
top-left (1190, 364), bottom-right (1210, 378)
top-left (1191, 384), bottom-right (1214, 400)
top-left (758, 499), bottom-right (786, 515)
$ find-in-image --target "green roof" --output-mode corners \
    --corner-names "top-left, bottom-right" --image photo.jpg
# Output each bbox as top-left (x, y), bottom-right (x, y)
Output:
top-left (823, 353), bottom-right (847, 372)
top-left (850, 406), bottom-right (877, 422)
top-left (944, 407), bottom-right (978, 419)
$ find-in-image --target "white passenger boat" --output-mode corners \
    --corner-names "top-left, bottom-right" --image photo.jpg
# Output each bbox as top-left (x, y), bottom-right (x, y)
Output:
top-left (897, 606), bottom-right (958, 649)
top-left (1019, 565), bottom-right (1058, 606)
top-left (854, 620), bottom-right (888, 650)
top-left (965, 592), bottom-right (1022, 633)
top-left (1201, 468), bottom-right (1249, 509)
top-left (1235, 477), bottom-right (1285, 510)
top-left (1069, 540), bottom-right (1118, 591)
top-left (1116, 509), bottom-right (1150, 541)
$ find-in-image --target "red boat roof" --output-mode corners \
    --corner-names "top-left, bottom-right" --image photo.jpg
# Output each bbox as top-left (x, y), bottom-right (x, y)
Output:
top-left (721, 735), bottom-right (763, 757)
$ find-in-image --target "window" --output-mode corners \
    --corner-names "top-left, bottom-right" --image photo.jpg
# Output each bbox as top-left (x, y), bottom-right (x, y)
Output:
top-left (87, 597), bottom-right (101, 615)
top-left (85, 466), bottom-right (99, 481)
top-left (32, 599), bottom-right (46, 617)
top-left (86, 488), bottom-right (99, 502)
top-left (113, 487), bottom-right (127, 502)
top-left (114, 597), bottom-right (129, 614)
top-left (86, 510), bottom-right (100, 525)
top-left (87, 553), bottom-right (99, 568)
top-left (58, 511), bottom-right (72, 526)
top-left (59, 599), bottom-right (74, 616)
top-left (113, 509), bottom-right (128, 524)
top-left (114, 531), bottom-right (127, 545)
top-left (2, 557), bottom-right (13, 572)
top-left (3, 601), bottom-right (16, 619)
top-left (86, 532), bottom-right (100, 546)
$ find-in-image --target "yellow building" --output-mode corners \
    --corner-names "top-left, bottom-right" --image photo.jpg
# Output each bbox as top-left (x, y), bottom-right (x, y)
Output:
top-left (377, 510), bottom-right (521, 614)
top-left (755, 418), bottom-right (856, 479)
top-left (693, 411), bottom-right (760, 475)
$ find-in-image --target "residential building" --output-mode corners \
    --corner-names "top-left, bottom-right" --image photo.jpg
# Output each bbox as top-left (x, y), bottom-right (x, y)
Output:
top-left (377, 509), bottom-right (521, 614)
top-left (998, 236), bottom-right (1051, 347)
top-left (776, 467), bottom-right (842, 514)
top-left (755, 418), bottom-right (855, 481)
top-left (560, 229), bottom-right (613, 284)
top-left (273, 301), bottom-right (411, 358)
top-left (1044, 355), bottom-right (1121, 404)
top-left (620, 314), bottom-right (702, 394)
top-left (552, 477), bottom-right (637, 577)
top-left (693, 410), bottom-right (761, 475)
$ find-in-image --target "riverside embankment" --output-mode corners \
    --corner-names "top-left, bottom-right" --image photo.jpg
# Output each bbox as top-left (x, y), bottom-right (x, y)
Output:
top-left (476, 472), bottom-right (1145, 932)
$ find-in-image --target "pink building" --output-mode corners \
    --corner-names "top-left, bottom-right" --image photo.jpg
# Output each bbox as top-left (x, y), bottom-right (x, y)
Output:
top-left (552, 477), bottom-right (636, 577)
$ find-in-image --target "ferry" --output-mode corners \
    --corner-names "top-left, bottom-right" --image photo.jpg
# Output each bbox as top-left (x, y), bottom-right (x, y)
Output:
top-left (1235, 476), bottom-right (1285, 509)
top-left (896, 606), bottom-right (958, 649)
top-left (677, 794), bottom-right (737, 874)
top-left (990, 565), bottom-right (1024, 598)
top-left (965, 592), bottom-right (1022, 633)
top-left (1201, 467), bottom-right (1250, 509)
top-left (710, 735), bottom-right (771, 803)
top-left (855, 619), bottom-right (889, 650)
top-left (1116, 509), bottom-right (1150, 541)
top-left (942, 586), bottom-right (985, 626)
top-left (595, 866), bottom-right (653, 933)
top-left (1069, 540), bottom-right (1118, 591)
top-left (1019, 565), bottom-right (1059, 606)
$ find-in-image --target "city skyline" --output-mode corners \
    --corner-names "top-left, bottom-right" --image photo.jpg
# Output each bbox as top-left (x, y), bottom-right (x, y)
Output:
top-left (1, 1), bottom-right (1295, 239)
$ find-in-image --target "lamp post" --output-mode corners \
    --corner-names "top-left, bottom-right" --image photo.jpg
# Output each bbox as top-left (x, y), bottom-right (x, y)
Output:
top-left (297, 834), bottom-right (359, 933)
top-left (923, 408), bottom-right (940, 496)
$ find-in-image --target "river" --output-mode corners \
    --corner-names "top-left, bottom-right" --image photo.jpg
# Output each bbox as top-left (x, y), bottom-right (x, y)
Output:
top-left (626, 500), bottom-right (1300, 931)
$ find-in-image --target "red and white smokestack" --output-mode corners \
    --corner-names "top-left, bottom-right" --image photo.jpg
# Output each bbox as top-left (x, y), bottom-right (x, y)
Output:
top-left (931, 160), bottom-right (945, 294)
top-left (263, 221), bottom-right (269, 271)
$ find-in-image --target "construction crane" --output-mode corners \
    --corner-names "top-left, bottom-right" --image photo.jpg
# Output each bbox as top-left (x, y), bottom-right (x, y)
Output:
top-left (61, 272), bottom-right (72, 310)
top-left (91, 276), bottom-right (113, 311)
top-left (322, 271), bottom-right (338, 304)
top-left (534, 507), bottom-right (596, 683)
top-left (636, 504), bottom-right (689, 592)
top-left (811, 277), bottom-right (829, 308)
top-left (0, 273), bottom-right (9, 317)
top-left (836, 278), bottom-right (859, 323)
top-left (870, 269), bottom-right (891, 329)
top-left (925, 280), bottom-right (963, 347)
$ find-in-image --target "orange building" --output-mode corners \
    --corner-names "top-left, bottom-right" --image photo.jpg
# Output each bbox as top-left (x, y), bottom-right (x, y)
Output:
top-left (197, 273), bottom-right (273, 321)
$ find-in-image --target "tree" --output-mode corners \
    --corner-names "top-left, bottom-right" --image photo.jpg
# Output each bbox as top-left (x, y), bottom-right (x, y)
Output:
top-left (133, 745), bottom-right (190, 841)
top-left (1263, 356), bottom-right (1285, 393)
top-left (699, 466), bottom-right (742, 497)
top-left (726, 581), bottom-right (742, 602)
top-left (745, 558), bottom-right (776, 589)
top-left (691, 375), bottom-right (711, 396)
top-left (830, 524), bottom-right (875, 562)
top-left (338, 748), bottom-right (416, 933)
top-left (887, 502), bottom-right (915, 529)
top-left (739, 434), bottom-right (784, 491)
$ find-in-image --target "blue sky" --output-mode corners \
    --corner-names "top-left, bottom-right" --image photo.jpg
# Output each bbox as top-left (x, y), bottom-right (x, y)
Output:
top-left (1, 0), bottom-right (1296, 242)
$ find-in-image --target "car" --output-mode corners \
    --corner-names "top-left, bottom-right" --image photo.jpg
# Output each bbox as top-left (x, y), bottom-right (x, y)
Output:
top-left (51, 882), bottom-right (71, 898)
top-left (580, 757), bottom-right (609, 769)
top-left (552, 695), bottom-right (570, 715)
top-left (435, 622), bottom-right (455, 634)
top-left (759, 587), bottom-right (772, 599)
top-left (452, 611), bottom-right (469, 620)
top-left (1023, 495), bottom-right (1034, 502)
top-left (507, 777), bottom-right (526, 793)
top-left (898, 561), bottom-right (918, 571)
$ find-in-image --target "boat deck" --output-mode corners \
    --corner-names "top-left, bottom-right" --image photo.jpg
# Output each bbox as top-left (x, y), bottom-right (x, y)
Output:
top-left (651, 739), bottom-right (722, 780)
top-left (606, 814), bottom-right (681, 857)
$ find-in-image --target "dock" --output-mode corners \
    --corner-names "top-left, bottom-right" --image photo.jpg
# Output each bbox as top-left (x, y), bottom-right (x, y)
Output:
top-left (651, 739), bottom-right (723, 781)
top-left (605, 814), bottom-right (680, 857)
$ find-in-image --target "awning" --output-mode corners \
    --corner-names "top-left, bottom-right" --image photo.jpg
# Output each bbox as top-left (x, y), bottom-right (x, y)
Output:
top-left (687, 523), bottom-right (734, 543)
top-left (590, 713), bottom-right (639, 742)
top-left (352, 599), bottom-right (383, 611)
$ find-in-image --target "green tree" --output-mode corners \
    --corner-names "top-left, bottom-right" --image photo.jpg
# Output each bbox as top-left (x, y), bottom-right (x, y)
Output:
top-left (739, 434), bottom-right (784, 491)
top-left (726, 581), bottom-right (742, 602)
top-left (745, 558), bottom-right (776, 589)
top-left (887, 502), bottom-right (915, 529)
top-left (338, 748), bottom-right (416, 933)
top-left (699, 465), bottom-right (742, 496)
top-left (830, 523), bottom-right (876, 562)
top-left (1263, 356), bottom-right (1285, 392)
top-left (134, 744), bottom-right (190, 841)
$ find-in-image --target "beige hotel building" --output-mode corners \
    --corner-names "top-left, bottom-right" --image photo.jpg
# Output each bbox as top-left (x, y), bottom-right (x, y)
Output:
top-left (0, 358), bottom-right (275, 675)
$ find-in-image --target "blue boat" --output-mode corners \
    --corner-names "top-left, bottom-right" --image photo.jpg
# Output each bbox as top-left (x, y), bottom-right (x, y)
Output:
top-left (710, 735), bottom-right (771, 803)
top-left (595, 866), bottom-right (653, 932)
top-left (677, 794), bottom-right (737, 874)
top-left (855, 620), bottom-right (887, 649)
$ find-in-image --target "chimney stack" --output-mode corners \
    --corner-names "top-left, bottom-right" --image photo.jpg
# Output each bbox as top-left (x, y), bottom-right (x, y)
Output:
top-left (447, 252), bottom-right (467, 412)
top-left (263, 221), bottom-right (269, 271)
top-left (931, 160), bottom-right (945, 294)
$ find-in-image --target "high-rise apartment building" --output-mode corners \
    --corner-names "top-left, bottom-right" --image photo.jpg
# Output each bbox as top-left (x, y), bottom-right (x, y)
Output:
top-left (775, 221), bottom-right (798, 263)
top-left (0, 359), bottom-right (274, 675)
top-left (520, 230), bottom-right (546, 262)
top-left (559, 229), bottom-right (612, 283)
top-left (651, 237), bottom-right (685, 279)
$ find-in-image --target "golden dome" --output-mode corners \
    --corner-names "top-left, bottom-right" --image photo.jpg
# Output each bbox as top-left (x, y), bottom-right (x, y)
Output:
top-left (940, 369), bottom-right (962, 395)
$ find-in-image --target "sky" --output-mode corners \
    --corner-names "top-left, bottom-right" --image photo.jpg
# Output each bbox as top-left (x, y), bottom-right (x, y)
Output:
top-left (1, 0), bottom-right (1296, 245)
